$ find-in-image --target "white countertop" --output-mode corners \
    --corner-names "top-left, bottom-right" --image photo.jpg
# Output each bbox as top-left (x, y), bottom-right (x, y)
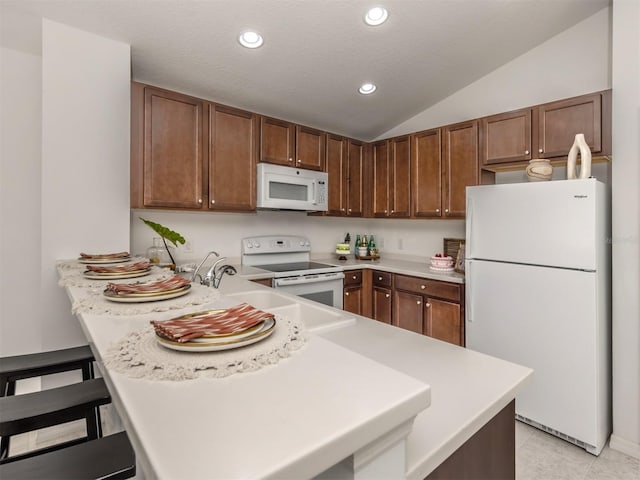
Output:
top-left (63, 274), bottom-right (432, 479)
top-left (60, 267), bottom-right (530, 479)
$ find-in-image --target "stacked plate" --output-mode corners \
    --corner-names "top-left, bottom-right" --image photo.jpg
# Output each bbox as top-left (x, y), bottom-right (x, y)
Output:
top-left (152, 303), bottom-right (276, 352)
top-left (79, 251), bottom-right (131, 264)
top-left (84, 260), bottom-right (152, 280)
top-left (103, 275), bottom-right (191, 303)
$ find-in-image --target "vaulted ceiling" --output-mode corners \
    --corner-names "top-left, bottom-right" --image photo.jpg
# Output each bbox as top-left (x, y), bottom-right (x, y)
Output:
top-left (2, 0), bottom-right (610, 140)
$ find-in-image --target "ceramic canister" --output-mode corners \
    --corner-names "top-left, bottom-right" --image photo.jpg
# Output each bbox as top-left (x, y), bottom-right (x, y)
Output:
top-left (526, 159), bottom-right (553, 181)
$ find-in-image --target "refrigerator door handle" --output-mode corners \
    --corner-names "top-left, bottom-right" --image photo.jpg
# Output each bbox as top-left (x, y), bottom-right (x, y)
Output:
top-left (466, 260), bottom-right (474, 323)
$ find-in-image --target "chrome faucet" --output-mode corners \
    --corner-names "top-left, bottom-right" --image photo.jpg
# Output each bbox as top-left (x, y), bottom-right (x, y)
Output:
top-left (191, 251), bottom-right (219, 284)
top-left (191, 251), bottom-right (237, 288)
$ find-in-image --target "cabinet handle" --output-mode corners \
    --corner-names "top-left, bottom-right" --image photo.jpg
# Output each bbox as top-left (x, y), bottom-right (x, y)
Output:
top-left (525, 150), bottom-right (529, 155)
top-left (420, 285), bottom-right (426, 290)
top-left (538, 148), bottom-right (544, 154)
top-left (198, 199), bottom-right (202, 204)
top-left (385, 293), bottom-right (390, 298)
top-left (416, 301), bottom-right (421, 305)
top-left (211, 199), bottom-right (215, 204)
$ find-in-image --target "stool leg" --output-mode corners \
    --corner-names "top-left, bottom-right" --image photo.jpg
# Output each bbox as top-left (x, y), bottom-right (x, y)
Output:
top-left (1, 436), bottom-right (9, 460)
top-left (85, 406), bottom-right (103, 440)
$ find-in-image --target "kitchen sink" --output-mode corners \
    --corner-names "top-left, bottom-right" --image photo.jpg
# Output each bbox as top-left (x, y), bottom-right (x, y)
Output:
top-left (225, 290), bottom-right (355, 333)
top-left (226, 290), bottom-right (295, 309)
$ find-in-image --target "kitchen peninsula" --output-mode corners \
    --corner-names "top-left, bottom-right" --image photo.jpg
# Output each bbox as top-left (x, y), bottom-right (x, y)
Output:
top-left (60, 267), bottom-right (531, 479)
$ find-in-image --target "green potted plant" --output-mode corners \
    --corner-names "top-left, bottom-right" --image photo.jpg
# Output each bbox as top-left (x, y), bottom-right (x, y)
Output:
top-left (140, 218), bottom-right (185, 269)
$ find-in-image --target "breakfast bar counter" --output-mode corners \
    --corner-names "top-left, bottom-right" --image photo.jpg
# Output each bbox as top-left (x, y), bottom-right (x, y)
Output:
top-left (59, 265), bottom-right (530, 479)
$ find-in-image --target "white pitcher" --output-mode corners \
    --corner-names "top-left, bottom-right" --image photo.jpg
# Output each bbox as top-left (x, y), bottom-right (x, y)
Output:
top-left (567, 133), bottom-right (592, 179)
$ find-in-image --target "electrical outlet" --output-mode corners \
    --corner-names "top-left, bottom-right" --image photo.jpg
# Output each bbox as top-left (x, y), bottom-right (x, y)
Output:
top-left (183, 240), bottom-right (193, 253)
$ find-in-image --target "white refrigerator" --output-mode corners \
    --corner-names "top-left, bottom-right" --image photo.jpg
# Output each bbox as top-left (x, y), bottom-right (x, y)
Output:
top-left (465, 178), bottom-right (611, 455)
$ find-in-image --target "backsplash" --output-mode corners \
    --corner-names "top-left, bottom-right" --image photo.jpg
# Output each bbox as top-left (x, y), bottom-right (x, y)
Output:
top-left (130, 209), bottom-right (465, 266)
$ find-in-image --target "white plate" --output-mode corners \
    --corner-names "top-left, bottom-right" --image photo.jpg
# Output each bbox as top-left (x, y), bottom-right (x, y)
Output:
top-left (83, 269), bottom-right (151, 280)
top-left (103, 285), bottom-right (191, 303)
top-left (156, 317), bottom-right (276, 352)
top-left (79, 256), bottom-right (131, 264)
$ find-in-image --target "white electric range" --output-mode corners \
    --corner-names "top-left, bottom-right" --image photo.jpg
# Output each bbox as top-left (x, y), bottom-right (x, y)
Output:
top-left (241, 235), bottom-right (344, 309)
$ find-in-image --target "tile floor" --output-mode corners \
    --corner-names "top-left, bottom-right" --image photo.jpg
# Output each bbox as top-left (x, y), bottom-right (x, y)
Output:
top-left (8, 418), bottom-right (640, 479)
top-left (516, 421), bottom-right (640, 480)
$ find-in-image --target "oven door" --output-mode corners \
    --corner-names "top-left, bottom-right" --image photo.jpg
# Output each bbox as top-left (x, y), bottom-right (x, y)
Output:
top-left (273, 272), bottom-right (344, 309)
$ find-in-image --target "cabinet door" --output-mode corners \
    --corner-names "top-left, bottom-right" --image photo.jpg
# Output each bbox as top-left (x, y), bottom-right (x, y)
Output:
top-left (480, 108), bottom-right (532, 166)
top-left (295, 125), bottom-right (325, 171)
top-left (425, 298), bottom-right (462, 346)
top-left (346, 140), bottom-right (364, 217)
top-left (326, 134), bottom-right (348, 216)
top-left (390, 135), bottom-right (411, 217)
top-left (143, 87), bottom-right (204, 209)
top-left (343, 285), bottom-right (362, 315)
top-left (537, 93), bottom-right (602, 158)
top-left (373, 286), bottom-right (392, 324)
top-left (392, 290), bottom-right (424, 334)
top-left (259, 116), bottom-right (295, 166)
top-left (411, 129), bottom-right (442, 218)
top-left (208, 104), bottom-right (257, 211)
top-left (372, 140), bottom-right (390, 217)
top-left (442, 121), bottom-right (478, 218)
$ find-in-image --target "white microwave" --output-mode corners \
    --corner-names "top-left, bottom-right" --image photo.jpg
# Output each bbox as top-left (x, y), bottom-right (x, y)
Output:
top-left (256, 163), bottom-right (328, 211)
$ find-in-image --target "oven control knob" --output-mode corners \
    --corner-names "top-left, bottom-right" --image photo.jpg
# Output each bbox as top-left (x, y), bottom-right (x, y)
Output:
top-left (246, 241), bottom-right (253, 248)
top-left (254, 241), bottom-right (261, 248)
top-left (299, 241), bottom-right (305, 247)
top-left (305, 241), bottom-right (310, 247)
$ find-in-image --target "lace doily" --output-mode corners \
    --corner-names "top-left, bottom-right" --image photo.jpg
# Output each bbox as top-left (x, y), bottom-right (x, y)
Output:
top-left (104, 314), bottom-right (306, 381)
top-left (71, 284), bottom-right (222, 316)
top-left (57, 259), bottom-right (173, 289)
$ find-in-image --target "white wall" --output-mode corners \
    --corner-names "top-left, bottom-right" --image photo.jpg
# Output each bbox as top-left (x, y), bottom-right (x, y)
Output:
top-left (40, 19), bottom-right (131, 351)
top-left (0, 46), bottom-right (43, 356)
top-left (610, 0), bottom-right (640, 459)
top-left (378, 7), bottom-right (611, 138)
top-left (131, 209), bottom-right (465, 265)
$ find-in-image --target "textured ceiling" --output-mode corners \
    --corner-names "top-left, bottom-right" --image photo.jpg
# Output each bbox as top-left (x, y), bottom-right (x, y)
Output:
top-left (2, 0), bottom-right (610, 140)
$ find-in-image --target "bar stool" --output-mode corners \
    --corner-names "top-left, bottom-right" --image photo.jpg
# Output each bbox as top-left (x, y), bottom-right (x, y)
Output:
top-left (0, 431), bottom-right (136, 479)
top-left (0, 346), bottom-right (103, 460)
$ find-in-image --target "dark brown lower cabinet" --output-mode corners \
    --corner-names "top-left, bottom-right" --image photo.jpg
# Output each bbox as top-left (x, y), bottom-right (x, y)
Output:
top-left (343, 270), bottom-right (363, 315)
top-left (393, 290), bottom-right (424, 334)
top-left (425, 298), bottom-right (462, 346)
top-left (427, 400), bottom-right (515, 480)
top-left (372, 286), bottom-right (392, 324)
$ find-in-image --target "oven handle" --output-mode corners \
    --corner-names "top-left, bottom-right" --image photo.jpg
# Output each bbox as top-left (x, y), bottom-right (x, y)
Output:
top-left (274, 272), bottom-right (344, 287)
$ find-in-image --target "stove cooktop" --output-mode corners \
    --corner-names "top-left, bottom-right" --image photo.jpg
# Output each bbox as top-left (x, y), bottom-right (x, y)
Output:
top-left (256, 261), bottom-right (337, 273)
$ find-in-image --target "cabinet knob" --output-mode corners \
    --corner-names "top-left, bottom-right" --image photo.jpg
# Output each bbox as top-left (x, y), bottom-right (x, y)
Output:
top-left (288, 158), bottom-right (293, 162)
top-left (297, 159), bottom-right (301, 163)
top-left (352, 275), bottom-right (357, 279)
top-left (391, 210), bottom-right (394, 213)
top-left (198, 198), bottom-right (202, 204)
top-left (417, 301), bottom-right (421, 305)
top-left (341, 208), bottom-right (345, 211)
top-left (348, 208), bottom-right (352, 212)
top-left (384, 210), bottom-right (388, 214)
top-left (445, 208), bottom-right (449, 214)
top-left (436, 208), bottom-right (440, 213)
top-left (425, 303), bottom-right (431, 308)
top-left (525, 150), bottom-right (530, 155)
top-left (538, 148), bottom-right (544, 154)
top-left (385, 293), bottom-right (390, 298)
top-left (345, 292), bottom-right (350, 296)
top-left (378, 276), bottom-right (382, 280)
top-left (211, 199), bottom-right (215, 204)
top-left (420, 285), bottom-right (426, 290)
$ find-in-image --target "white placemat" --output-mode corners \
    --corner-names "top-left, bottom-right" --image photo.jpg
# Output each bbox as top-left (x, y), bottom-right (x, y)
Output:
top-left (103, 314), bottom-right (306, 381)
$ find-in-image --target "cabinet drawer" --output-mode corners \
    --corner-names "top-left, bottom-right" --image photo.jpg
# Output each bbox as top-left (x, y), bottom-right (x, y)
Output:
top-left (373, 270), bottom-right (392, 287)
top-left (344, 270), bottom-right (362, 286)
top-left (394, 274), bottom-right (461, 302)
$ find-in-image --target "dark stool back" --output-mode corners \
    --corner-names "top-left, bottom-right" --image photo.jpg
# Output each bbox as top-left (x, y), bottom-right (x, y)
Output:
top-left (0, 431), bottom-right (136, 480)
top-left (0, 346), bottom-right (103, 460)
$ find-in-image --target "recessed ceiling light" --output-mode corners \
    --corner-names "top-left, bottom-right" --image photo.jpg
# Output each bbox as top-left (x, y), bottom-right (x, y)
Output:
top-left (238, 31), bottom-right (263, 49)
top-left (359, 83), bottom-right (377, 95)
top-left (364, 7), bottom-right (389, 26)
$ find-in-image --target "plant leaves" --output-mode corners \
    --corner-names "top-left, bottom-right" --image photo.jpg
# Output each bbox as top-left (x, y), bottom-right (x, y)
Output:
top-left (140, 218), bottom-right (186, 247)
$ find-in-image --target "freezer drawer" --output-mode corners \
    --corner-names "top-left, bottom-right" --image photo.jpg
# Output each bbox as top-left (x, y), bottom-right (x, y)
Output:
top-left (465, 259), bottom-right (610, 453)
